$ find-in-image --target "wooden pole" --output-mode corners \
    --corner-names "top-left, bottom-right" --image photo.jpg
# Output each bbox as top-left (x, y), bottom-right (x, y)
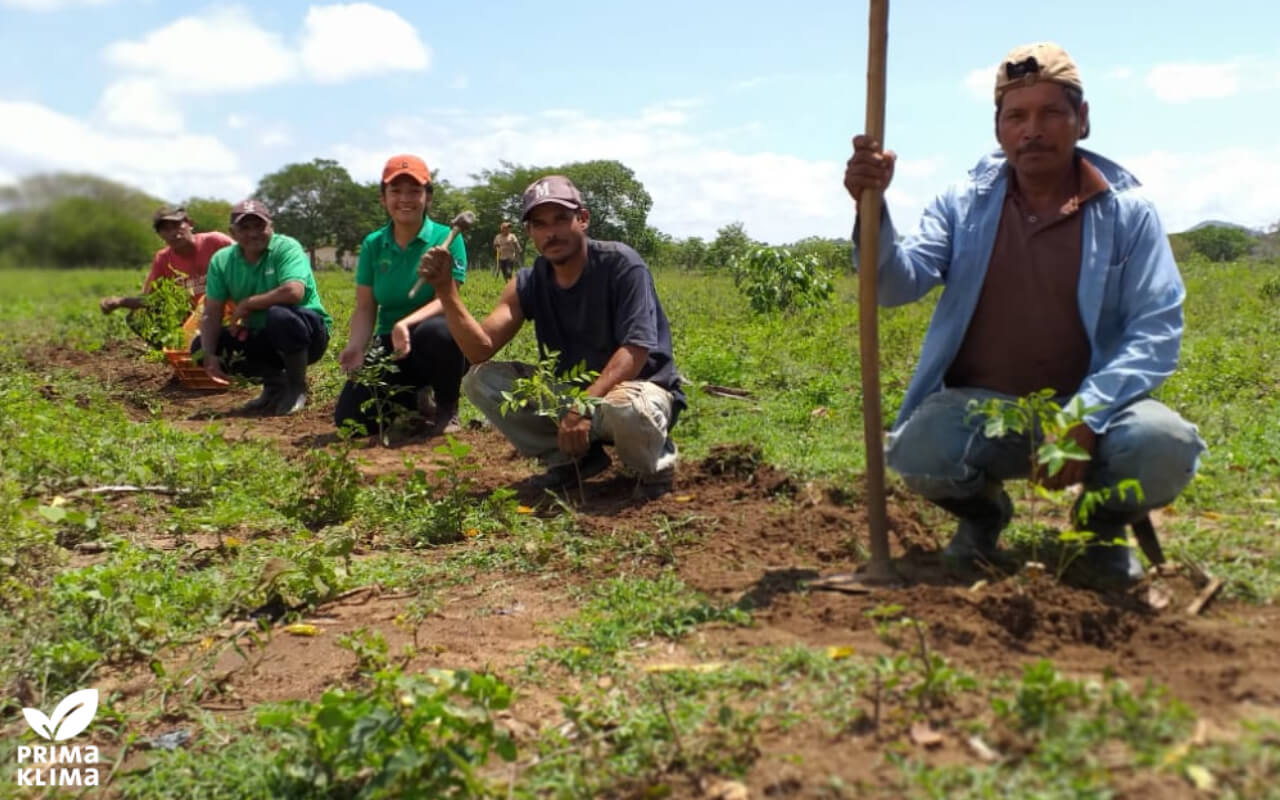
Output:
top-left (857, 0), bottom-right (895, 583)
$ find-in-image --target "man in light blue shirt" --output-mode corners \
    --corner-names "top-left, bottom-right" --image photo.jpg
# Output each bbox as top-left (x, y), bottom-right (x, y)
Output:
top-left (845, 42), bottom-right (1205, 588)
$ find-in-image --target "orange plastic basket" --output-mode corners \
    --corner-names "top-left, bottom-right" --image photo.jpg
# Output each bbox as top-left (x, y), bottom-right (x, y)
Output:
top-left (163, 298), bottom-right (230, 391)
top-left (163, 348), bottom-right (227, 390)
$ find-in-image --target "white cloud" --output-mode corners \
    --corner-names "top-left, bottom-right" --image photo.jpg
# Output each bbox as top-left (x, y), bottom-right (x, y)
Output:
top-left (1122, 147), bottom-right (1280, 232)
top-left (1144, 61), bottom-right (1240, 103)
top-left (97, 78), bottom-right (183, 134)
top-left (226, 112), bottom-right (248, 129)
top-left (329, 105), bottom-right (946, 243)
top-left (298, 3), bottom-right (429, 83)
top-left (104, 7), bottom-right (298, 92)
top-left (0, 0), bottom-right (110, 9)
top-left (897, 155), bottom-right (944, 180)
top-left (964, 64), bottom-right (995, 101)
top-left (258, 125), bottom-right (291, 148)
top-left (0, 100), bottom-right (253, 202)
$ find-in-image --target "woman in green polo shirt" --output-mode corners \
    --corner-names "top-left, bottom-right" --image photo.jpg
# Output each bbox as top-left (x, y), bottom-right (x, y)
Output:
top-left (334, 154), bottom-right (468, 436)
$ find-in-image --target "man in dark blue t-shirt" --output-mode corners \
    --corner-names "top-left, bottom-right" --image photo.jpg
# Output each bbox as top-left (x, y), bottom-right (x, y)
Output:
top-left (416, 174), bottom-right (683, 498)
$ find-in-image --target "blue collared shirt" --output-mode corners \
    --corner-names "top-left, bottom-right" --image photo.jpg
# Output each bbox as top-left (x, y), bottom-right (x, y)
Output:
top-left (854, 148), bottom-right (1185, 434)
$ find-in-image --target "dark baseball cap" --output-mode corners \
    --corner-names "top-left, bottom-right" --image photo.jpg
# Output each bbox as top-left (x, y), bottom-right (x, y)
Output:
top-left (230, 198), bottom-right (272, 225)
top-left (152, 205), bottom-right (188, 228)
top-left (521, 175), bottom-right (583, 221)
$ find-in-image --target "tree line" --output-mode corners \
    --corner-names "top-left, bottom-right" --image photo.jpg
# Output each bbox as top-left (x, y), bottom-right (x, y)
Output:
top-left (5, 160), bottom-right (1267, 273)
top-left (0, 159), bottom-right (854, 274)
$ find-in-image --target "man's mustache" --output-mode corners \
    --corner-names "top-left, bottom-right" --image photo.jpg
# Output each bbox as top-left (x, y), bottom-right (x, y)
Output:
top-left (1017, 141), bottom-right (1054, 156)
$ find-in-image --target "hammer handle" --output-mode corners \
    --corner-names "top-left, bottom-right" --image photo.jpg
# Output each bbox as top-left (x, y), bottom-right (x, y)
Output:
top-left (408, 227), bottom-right (462, 299)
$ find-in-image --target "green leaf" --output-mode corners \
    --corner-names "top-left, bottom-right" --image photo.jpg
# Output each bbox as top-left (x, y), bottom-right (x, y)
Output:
top-left (38, 504), bottom-right (67, 523)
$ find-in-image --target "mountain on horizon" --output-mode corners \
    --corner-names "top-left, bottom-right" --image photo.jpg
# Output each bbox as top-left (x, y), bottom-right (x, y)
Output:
top-left (1183, 219), bottom-right (1260, 235)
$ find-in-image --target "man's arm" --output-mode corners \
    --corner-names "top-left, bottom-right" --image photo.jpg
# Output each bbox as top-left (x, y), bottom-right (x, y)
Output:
top-left (102, 251), bottom-right (165, 313)
top-left (846, 135), bottom-right (953, 307)
top-left (227, 281), bottom-right (304, 329)
top-left (557, 344), bottom-right (649, 458)
top-left (421, 248), bottom-right (524, 363)
top-left (586, 345), bottom-right (647, 399)
top-left (197, 295), bottom-right (229, 384)
top-left (100, 295), bottom-right (146, 313)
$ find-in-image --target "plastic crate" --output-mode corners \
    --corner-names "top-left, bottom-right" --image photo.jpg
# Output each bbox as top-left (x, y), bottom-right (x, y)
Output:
top-left (163, 348), bottom-right (228, 391)
top-left (163, 299), bottom-right (230, 391)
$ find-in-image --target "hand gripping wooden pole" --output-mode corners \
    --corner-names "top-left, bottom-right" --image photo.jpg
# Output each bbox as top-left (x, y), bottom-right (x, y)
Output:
top-left (855, 0), bottom-right (897, 584)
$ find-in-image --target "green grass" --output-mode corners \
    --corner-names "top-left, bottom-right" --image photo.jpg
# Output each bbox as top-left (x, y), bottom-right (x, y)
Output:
top-left (2, 259), bottom-right (1280, 797)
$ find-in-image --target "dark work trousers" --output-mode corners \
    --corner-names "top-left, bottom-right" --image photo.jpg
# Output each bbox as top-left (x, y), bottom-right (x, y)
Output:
top-left (498, 258), bottom-right (516, 279)
top-left (191, 305), bottom-right (329, 379)
top-left (333, 315), bottom-right (467, 434)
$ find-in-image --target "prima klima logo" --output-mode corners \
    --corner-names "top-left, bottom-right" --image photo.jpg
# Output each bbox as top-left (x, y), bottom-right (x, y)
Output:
top-left (15, 688), bottom-right (101, 787)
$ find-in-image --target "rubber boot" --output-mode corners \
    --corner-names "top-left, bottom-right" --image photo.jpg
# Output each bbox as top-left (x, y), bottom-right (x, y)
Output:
top-left (935, 482), bottom-right (1014, 572)
top-left (237, 370), bottom-right (285, 413)
top-left (1068, 503), bottom-right (1145, 590)
top-left (271, 350), bottom-right (309, 416)
top-left (427, 396), bottom-right (461, 436)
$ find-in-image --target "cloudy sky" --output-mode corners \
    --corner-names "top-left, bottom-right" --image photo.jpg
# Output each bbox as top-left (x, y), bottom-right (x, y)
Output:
top-left (1, 0), bottom-right (1276, 242)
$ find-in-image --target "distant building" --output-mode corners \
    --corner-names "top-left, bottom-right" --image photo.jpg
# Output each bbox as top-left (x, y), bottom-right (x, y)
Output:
top-left (313, 245), bottom-right (358, 270)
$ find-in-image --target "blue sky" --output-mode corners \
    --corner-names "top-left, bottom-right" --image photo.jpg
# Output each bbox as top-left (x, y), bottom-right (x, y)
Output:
top-left (1, 0), bottom-right (1277, 243)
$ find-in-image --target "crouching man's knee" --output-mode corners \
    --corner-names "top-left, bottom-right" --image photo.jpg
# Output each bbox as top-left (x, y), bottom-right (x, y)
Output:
top-left (1094, 400), bottom-right (1206, 510)
top-left (595, 382), bottom-right (676, 477)
top-left (462, 361), bottom-right (517, 414)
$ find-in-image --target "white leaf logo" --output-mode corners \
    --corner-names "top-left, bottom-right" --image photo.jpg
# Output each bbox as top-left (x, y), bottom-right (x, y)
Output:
top-left (22, 689), bottom-right (98, 741)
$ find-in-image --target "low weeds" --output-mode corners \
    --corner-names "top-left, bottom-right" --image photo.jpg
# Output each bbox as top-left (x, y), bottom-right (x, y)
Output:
top-left (291, 429), bottom-right (363, 528)
top-left (360, 436), bottom-right (518, 546)
top-left (538, 571), bottom-right (752, 673)
top-left (257, 666), bottom-right (517, 798)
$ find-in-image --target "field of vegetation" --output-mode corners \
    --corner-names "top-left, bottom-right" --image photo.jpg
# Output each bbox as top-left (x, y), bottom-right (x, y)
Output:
top-left (1, 256), bottom-right (1279, 799)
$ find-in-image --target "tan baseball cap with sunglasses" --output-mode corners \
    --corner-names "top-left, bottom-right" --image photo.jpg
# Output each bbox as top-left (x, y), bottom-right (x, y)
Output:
top-left (993, 42), bottom-right (1083, 104)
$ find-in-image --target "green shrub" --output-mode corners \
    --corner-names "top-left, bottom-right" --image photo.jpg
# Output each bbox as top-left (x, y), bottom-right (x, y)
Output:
top-left (731, 245), bottom-right (834, 314)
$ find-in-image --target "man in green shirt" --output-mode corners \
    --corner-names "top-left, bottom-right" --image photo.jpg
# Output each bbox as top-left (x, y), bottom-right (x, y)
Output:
top-left (195, 199), bottom-right (332, 415)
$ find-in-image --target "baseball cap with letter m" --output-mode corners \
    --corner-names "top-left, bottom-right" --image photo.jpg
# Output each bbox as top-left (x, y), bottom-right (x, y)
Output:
top-left (521, 175), bottom-right (583, 221)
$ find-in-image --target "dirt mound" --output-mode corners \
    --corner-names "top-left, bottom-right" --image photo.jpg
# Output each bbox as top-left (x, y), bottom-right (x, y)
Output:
top-left (973, 579), bottom-right (1142, 647)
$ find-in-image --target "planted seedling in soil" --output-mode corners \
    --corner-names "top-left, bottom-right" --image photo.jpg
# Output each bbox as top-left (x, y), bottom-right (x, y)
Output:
top-left (500, 351), bottom-right (603, 503)
top-left (968, 391), bottom-right (1143, 579)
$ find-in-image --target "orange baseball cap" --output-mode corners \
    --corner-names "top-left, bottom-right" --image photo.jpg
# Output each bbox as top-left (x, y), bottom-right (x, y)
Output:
top-left (382, 154), bottom-right (431, 185)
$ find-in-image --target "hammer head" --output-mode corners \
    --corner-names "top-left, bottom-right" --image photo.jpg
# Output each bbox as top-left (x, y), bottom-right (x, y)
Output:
top-left (450, 210), bottom-right (476, 232)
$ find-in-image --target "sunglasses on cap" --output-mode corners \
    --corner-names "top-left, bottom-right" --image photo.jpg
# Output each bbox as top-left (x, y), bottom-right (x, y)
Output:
top-left (1005, 56), bottom-right (1041, 81)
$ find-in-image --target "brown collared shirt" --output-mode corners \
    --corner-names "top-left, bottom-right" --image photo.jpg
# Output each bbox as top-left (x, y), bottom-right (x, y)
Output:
top-left (945, 157), bottom-right (1110, 397)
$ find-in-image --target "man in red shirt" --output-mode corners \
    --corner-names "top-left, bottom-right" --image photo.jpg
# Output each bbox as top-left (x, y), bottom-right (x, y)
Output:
top-left (100, 206), bottom-right (233, 338)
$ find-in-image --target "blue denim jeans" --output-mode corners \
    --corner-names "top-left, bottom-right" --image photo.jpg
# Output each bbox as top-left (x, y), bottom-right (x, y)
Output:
top-left (887, 388), bottom-right (1206, 515)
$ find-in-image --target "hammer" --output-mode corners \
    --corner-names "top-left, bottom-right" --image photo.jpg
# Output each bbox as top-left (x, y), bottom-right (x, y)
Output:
top-left (409, 210), bottom-right (476, 298)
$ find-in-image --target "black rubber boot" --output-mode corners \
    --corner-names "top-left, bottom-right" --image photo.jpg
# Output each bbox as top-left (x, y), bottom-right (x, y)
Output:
top-left (1068, 504), bottom-right (1145, 590)
top-left (935, 483), bottom-right (1014, 571)
top-left (237, 370), bottom-right (285, 413)
top-left (531, 444), bottom-right (612, 490)
top-left (270, 350), bottom-right (309, 416)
